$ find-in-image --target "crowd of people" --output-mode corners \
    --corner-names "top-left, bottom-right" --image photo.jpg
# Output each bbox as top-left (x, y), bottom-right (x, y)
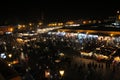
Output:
top-left (1, 31), bottom-right (120, 80)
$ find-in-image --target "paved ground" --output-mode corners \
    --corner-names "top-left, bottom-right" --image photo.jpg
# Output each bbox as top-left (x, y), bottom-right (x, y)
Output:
top-left (62, 53), bottom-right (120, 80)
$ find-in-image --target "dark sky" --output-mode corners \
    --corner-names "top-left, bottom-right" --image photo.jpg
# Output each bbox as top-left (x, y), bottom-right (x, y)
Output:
top-left (0, 0), bottom-right (120, 24)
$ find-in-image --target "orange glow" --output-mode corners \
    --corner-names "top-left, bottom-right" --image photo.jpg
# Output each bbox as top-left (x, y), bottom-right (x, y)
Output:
top-left (86, 32), bottom-right (89, 34)
top-left (114, 57), bottom-right (120, 62)
top-left (83, 21), bottom-right (86, 24)
top-left (39, 22), bottom-right (43, 25)
top-left (110, 34), bottom-right (113, 37)
top-left (29, 23), bottom-right (32, 26)
top-left (12, 60), bottom-right (19, 64)
top-left (45, 70), bottom-right (50, 78)
top-left (59, 70), bottom-right (64, 77)
top-left (66, 21), bottom-right (74, 25)
top-left (119, 15), bottom-right (120, 20)
top-left (9, 28), bottom-right (13, 32)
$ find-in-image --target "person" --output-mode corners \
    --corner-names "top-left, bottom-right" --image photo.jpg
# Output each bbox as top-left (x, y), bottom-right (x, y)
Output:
top-left (0, 58), bottom-right (22, 80)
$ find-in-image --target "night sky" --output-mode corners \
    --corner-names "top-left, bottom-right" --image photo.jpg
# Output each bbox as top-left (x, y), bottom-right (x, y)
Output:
top-left (0, 0), bottom-right (120, 25)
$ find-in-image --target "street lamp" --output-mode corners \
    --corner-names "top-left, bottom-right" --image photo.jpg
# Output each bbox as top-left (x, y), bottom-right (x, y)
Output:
top-left (110, 34), bottom-right (113, 37)
top-left (59, 70), bottom-right (64, 78)
top-left (45, 70), bottom-right (50, 79)
top-left (29, 23), bottom-right (32, 26)
top-left (117, 10), bottom-right (119, 14)
top-left (8, 54), bottom-right (12, 58)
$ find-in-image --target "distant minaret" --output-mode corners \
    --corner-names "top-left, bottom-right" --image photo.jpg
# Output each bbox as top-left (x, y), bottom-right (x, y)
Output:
top-left (41, 11), bottom-right (44, 21)
top-left (117, 11), bottom-right (120, 20)
top-left (115, 10), bottom-right (120, 27)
